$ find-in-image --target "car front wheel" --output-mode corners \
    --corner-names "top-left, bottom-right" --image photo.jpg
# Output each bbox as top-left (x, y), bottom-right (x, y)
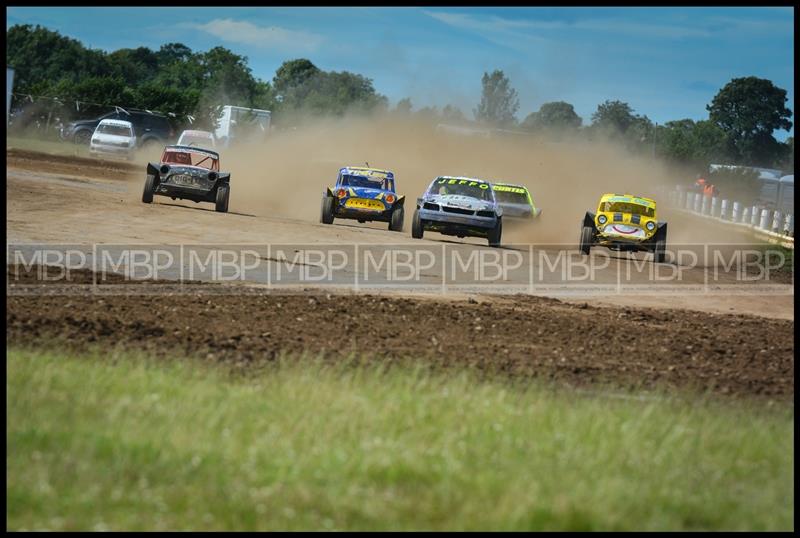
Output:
top-left (321, 196), bottom-right (335, 224)
top-left (215, 185), bottom-right (230, 213)
top-left (411, 209), bottom-right (424, 239)
top-left (580, 226), bottom-right (593, 255)
top-left (488, 218), bottom-right (502, 247)
top-left (142, 174), bottom-right (156, 204)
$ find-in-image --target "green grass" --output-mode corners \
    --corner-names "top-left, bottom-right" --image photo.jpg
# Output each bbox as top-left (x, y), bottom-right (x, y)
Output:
top-left (7, 348), bottom-right (794, 531)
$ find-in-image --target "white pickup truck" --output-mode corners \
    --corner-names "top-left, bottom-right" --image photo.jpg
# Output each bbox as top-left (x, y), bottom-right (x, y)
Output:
top-left (214, 105), bottom-right (271, 148)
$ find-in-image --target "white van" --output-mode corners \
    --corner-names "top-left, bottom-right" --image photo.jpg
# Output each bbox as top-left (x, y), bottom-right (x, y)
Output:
top-left (214, 105), bottom-right (271, 148)
top-left (90, 119), bottom-right (136, 159)
top-left (177, 129), bottom-right (216, 149)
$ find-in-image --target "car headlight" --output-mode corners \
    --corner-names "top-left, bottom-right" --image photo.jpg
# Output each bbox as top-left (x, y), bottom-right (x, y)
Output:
top-left (646, 221), bottom-right (656, 231)
top-left (597, 214), bottom-right (607, 225)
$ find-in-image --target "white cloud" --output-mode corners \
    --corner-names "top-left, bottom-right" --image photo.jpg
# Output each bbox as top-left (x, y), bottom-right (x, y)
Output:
top-left (424, 11), bottom-right (728, 40)
top-left (191, 18), bottom-right (323, 52)
top-left (422, 10), bottom-right (553, 52)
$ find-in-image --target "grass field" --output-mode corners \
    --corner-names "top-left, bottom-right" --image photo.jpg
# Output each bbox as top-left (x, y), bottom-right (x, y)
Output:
top-left (7, 348), bottom-right (794, 531)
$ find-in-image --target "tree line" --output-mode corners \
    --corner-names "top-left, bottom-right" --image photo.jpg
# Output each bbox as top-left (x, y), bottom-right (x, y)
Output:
top-left (461, 69), bottom-right (793, 173)
top-left (7, 23), bottom-right (794, 173)
top-left (6, 24), bottom-right (388, 130)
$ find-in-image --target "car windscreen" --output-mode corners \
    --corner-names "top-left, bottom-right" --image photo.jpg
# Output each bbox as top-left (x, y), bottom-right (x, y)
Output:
top-left (341, 174), bottom-right (386, 189)
top-left (163, 151), bottom-right (219, 171)
top-left (429, 179), bottom-right (493, 201)
top-left (494, 189), bottom-right (529, 205)
top-left (601, 201), bottom-right (655, 218)
top-left (97, 124), bottom-right (132, 137)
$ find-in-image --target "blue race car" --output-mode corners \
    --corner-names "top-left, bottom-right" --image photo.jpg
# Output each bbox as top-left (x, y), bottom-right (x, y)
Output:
top-left (411, 176), bottom-right (503, 247)
top-left (320, 166), bottom-right (405, 231)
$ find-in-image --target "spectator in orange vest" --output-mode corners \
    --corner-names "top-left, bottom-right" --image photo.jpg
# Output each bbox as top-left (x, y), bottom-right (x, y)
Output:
top-left (695, 176), bottom-right (717, 198)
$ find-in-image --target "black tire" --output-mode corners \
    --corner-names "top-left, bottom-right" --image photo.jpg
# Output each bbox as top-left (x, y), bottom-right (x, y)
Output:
top-left (140, 138), bottom-right (162, 160)
top-left (142, 174), bottom-right (155, 204)
top-left (389, 206), bottom-right (404, 232)
top-left (73, 129), bottom-right (92, 146)
top-left (488, 218), bottom-right (502, 247)
top-left (580, 225), bottom-right (593, 255)
top-left (411, 209), bottom-right (424, 239)
top-left (653, 239), bottom-right (666, 263)
top-left (321, 196), bottom-right (335, 224)
top-left (215, 184), bottom-right (230, 213)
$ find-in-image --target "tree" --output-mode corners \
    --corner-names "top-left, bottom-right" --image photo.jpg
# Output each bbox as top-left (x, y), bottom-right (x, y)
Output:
top-left (442, 104), bottom-right (466, 123)
top-left (707, 77), bottom-right (793, 166)
top-left (156, 43), bottom-right (193, 65)
top-left (779, 136), bottom-right (794, 172)
top-left (6, 24), bottom-right (111, 93)
top-left (521, 101), bottom-right (582, 132)
top-left (656, 119), bottom-right (729, 169)
top-left (591, 100), bottom-right (638, 133)
top-left (272, 64), bottom-right (387, 120)
top-left (415, 105), bottom-right (440, 121)
top-left (589, 100), bottom-right (658, 153)
top-left (474, 69), bottom-right (519, 127)
top-left (394, 98), bottom-right (412, 115)
top-left (108, 47), bottom-right (159, 86)
top-left (272, 59), bottom-right (320, 104)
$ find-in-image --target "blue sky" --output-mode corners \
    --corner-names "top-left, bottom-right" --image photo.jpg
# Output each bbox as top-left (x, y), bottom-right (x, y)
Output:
top-left (6, 7), bottom-right (795, 139)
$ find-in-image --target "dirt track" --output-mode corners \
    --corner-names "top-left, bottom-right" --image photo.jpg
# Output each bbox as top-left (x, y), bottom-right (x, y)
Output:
top-left (5, 145), bottom-right (795, 399)
top-left (5, 147), bottom-right (794, 318)
top-left (6, 264), bottom-right (795, 399)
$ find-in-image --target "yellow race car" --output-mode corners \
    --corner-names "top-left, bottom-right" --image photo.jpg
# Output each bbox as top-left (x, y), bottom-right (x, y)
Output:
top-left (579, 193), bottom-right (667, 263)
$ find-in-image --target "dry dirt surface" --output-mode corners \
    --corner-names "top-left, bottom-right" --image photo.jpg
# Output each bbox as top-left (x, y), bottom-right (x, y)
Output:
top-left (5, 133), bottom-right (794, 400)
top-left (5, 144), bottom-right (794, 318)
top-left (6, 264), bottom-right (794, 400)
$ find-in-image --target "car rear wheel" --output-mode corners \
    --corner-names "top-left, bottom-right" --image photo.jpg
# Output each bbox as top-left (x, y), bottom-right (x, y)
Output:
top-left (74, 129), bottom-right (92, 146)
top-left (142, 174), bottom-right (156, 204)
top-left (321, 196), bottom-right (335, 224)
top-left (215, 185), bottom-right (230, 213)
top-left (580, 225), bottom-right (593, 255)
top-left (488, 218), bottom-right (502, 247)
top-left (411, 209), bottom-right (424, 239)
top-left (389, 206), bottom-right (404, 232)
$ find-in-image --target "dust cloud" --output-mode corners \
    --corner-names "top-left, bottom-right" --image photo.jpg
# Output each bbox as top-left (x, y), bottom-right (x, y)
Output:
top-left (219, 114), bottom-right (688, 245)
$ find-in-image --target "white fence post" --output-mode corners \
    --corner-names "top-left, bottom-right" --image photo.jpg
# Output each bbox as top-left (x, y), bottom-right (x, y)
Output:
top-left (731, 201), bottom-right (740, 222)
top-left (785, 214), bottom-right (794, 236)
top-left (685, 191), bottom-right (693, 210)
top-left (759, 209), bottom-right (771, 230)
top-left (772, 211), bottom-right (783, 233)
top-left (700, 195), bottom-right (709, 215)
top-left (751, 206), bottom-right (760, 226)
top-left (710, 196), bottom-right (719, 217)
top-left (694, 193), bottom-right (703, 213)
top-left (742, 206), bottom-right (749, 224)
